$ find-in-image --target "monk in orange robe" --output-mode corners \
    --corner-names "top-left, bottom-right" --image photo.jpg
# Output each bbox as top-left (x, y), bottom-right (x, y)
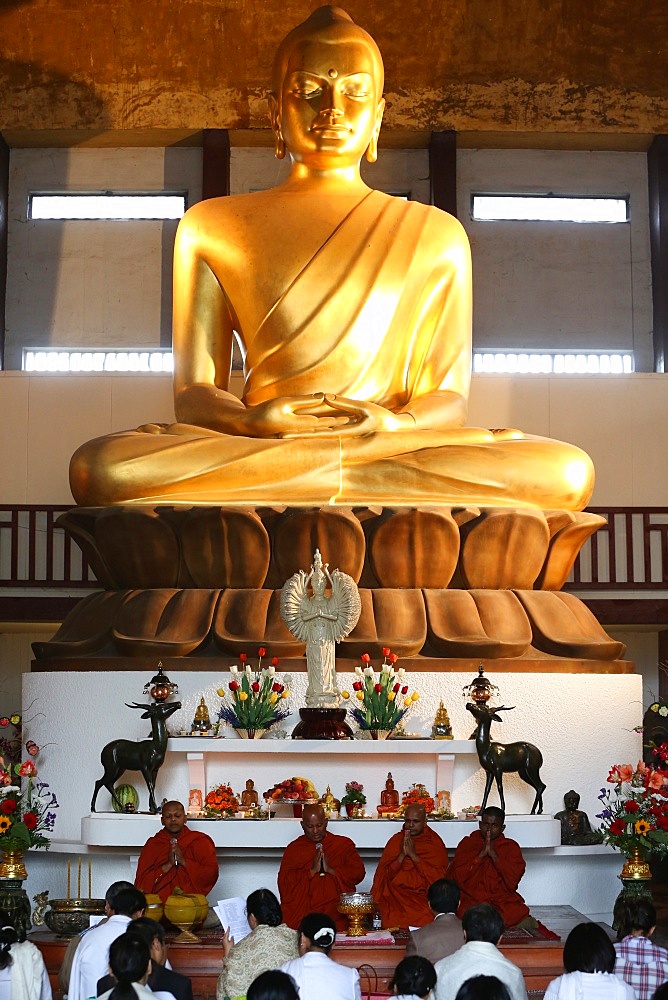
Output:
top-left (134, 800), bottom-right (219, 903)
top-left (278, 804), bottom-right (365, 931)
top-left (372, 804), bottom-right (448, 928)
top-left (447, 806), bottom-right (531, 928)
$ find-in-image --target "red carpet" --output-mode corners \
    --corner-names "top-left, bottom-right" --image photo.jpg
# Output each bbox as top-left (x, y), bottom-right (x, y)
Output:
top-left (501, 920), bottom-right (560, 942)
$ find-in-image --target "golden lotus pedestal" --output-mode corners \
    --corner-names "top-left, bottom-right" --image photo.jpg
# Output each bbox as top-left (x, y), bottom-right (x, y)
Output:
top-left (32, 505), bottom-right (628, 670)
top-left (338, 892), bottom-right (376, 937)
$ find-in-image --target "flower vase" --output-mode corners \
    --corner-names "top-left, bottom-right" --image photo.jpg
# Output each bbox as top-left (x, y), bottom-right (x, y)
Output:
top-left (615, 846), bottom-right (653, 920)
top-left (0, 851), bottom-right (27, 881)
top-left (370, 729), bottom-right (393, 741)
top-left (0, 852), bottom-right (31, 937)
top-left (235, 728), bottom-right (262, 739)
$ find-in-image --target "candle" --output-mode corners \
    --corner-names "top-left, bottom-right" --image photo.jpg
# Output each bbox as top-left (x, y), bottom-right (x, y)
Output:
top-left (77, 856), bottom-right (81, 899)
top-left (67, 859), bottom-right (71, 899)
top-left (88, 859), bottom-right (92, 898)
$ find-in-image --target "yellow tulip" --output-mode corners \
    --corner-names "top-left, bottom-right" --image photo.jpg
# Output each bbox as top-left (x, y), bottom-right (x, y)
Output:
top-left (356, 691), bottom-right (364, 701)
top-left (239, 691), bottom-right (249, 701)
top-left (387, 691), bottom-right (396, 701)
top-left (281, 690), bottom-right (290, 699)
top-left (403, 697), bottom-right (412, 707)
top-left (216, 688), bottom-right (225, 697)
top-left (411, 692), bottom-right (420, 702)
top-left (341, 690), bottom-right (350, 699)
top-left (269, 692), bottom-right (279, 704)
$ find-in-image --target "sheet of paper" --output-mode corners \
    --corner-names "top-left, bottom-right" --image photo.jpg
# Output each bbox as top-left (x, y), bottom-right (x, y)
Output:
top-left (214, 896), bottom-right (252, 943)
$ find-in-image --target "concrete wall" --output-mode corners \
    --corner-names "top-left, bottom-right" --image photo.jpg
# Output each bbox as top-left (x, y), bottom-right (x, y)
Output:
top-left (4, 146), bottom-right (654, 368)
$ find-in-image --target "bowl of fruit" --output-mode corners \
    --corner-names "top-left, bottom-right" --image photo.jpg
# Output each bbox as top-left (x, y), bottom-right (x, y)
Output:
top-left (264, 776), bottom-right (319, 817)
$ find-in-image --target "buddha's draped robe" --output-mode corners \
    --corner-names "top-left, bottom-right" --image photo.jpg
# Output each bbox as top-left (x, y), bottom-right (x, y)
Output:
top-left (134, 826), bottom-right (219, 902)
top-left (277, 831), bottom-right (365, 931)
top-left (70, 192), bottom-right (594, 510)
top-left (371, 825), bottom-right (448, 928)
top-left (447, 830), bottom-right (530, 927)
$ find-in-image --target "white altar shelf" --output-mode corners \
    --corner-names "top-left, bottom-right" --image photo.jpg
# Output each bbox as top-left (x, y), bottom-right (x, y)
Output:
top-left (168, 737), bottom-right (477, 800)
top-left (81, 812), bottom-right (560, 850)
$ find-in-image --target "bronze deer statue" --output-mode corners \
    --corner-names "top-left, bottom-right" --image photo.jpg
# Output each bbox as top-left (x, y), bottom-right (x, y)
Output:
top-left (466, 702), bottom-right (546, 815)
top-left (91, 700), bottom-right (182, 814)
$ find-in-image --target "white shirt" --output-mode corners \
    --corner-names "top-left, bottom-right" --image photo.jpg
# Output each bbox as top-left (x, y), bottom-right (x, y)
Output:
top-left (280, 952), bottom-right (361, 1000)
top-left (434, 941), bottom-right (528, 1000)
top-left (68, 915), bottom-right (132, 1000)
top-left (544, 971), bottom-right (636, 999)
top-left (0, 942), bottom-right (52, 1000)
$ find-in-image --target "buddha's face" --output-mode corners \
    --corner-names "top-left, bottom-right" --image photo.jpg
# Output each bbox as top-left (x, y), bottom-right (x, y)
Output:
top-left (272, 30), bottom-right (384, 170)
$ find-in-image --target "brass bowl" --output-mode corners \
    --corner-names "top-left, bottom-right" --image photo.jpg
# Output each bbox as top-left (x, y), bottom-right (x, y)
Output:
top-left (44, 898), bottom-right (106, 937)
top-left (338, 891), bottom-right (375, 937)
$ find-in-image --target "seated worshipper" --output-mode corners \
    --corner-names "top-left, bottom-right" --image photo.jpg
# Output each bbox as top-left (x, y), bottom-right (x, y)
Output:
top-left (372, 804), bottom-right (448, 929)
top-left (433, 904), bottom-right (527, 1000)
top-left (280, 912), bottom-right (361, 1000)
top-left (98, 934), bottom-right (153, 1000)
top-left (0, 908), bottom-right (52, 1000)
top-left (278, 803), bottom-right (365, 931)
top-left (216, 889), bottom-right (298, 1000)
top-left (390, 956), bottom-right (437, 1000)
top-left (98, 918), bottom-right (193, 1000)
top-left (447, 807), bottom-right (531, 929)
top-left (69, 6), bottom-right (595, 513)
top-left (59, 880), bottom-right (135, 995)
top-left (247, 971), bottom-right (299, 1000)
top-left (405, 879), bottom-right (464, 964)
top-left (135, 800), bottom-right (218, 904)
top-left (69, 888), bottom-right (146, 1000)
top-left (654, 987), bottom-right (668, 1000)
top-left (544, 922), bottom-right (635, 1000)
top-left (454, 979), bottom-right (511, 1000)
top-left (614, 899), bottom-right (668, 1000)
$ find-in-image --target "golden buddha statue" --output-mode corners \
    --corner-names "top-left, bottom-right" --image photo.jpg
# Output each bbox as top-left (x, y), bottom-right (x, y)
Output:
top-left (431, 700), bottom-right (453, 740)
top-left (191, 696), bottom-right (211, 734)
top-left (69, 6), bottom-right (594, 511)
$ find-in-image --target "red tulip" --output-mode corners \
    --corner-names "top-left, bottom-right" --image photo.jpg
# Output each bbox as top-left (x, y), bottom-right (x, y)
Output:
top-left (361, 653), bottom-right (371, 663)
top-left (389, 653), bottom-right (398, 663)
top-left (240, 653), bottom-right (247, 662)
top-left (382, 647), bottom-right (390, 657)
top-left (393, 683), bottom-right (400, 693)
top-left (353, 681), bottom-right (363, 691)
top-left (272, 683), bottom-right (282, 693)
top-left (0, 718), bottom-right (9, 728)
top-left (374, 683), bottom-right (382, 693)
top-left (271, 656), bottom-right (280, 666)
top-left (229, 681), bottom-right (240, 691)
top-left (251, 682), bottom-right (261, 693)
top-left (258, 646), bottom-right (267, 657)
top-left (401, 686), bottom-right (408, 694)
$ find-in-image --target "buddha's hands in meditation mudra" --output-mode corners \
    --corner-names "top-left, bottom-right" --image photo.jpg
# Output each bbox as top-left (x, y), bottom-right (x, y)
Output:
top-left (70, 5), bottom-right (594, 510)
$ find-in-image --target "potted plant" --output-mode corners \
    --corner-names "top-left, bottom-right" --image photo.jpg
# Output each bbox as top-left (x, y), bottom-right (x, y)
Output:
top-left (216, 648), bottom-right (291, 738)
top-left (340, 782), bottom-right (367, 818)
top-left (342, 649), bottom-right (419, 739)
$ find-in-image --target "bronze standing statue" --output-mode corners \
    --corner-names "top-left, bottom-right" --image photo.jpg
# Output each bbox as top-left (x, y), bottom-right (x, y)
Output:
top-left (466, 702), bottom-right (546, 815)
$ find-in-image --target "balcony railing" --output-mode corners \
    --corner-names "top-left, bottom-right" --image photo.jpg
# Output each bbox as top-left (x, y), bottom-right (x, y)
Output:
top-left (0, 505), bottom-right (666, 593)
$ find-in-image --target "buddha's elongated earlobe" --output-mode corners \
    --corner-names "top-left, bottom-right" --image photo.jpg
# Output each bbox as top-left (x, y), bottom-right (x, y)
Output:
top-left (365, 135), bottom-right (378, 163)
top-left (275, 132), bottom-right (287, 160)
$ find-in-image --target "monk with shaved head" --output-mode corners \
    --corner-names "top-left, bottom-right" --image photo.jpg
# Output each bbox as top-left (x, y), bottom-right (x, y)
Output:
top-left (278, 803), bottom-right (365, 931)
top-left (134, 800), bottom-right (219, 903)
top-left (372, 804), bottom-right (448, 928)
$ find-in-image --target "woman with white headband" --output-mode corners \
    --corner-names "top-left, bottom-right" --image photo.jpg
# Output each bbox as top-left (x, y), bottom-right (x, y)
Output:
top-left (279, 912), bottom-right (360, 1000)
top-left (0, 910), bottom-right (52, 1000)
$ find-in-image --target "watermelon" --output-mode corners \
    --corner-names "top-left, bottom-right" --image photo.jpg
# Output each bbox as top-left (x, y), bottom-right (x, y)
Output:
top-left (112, 784), bottom-right (140, 813)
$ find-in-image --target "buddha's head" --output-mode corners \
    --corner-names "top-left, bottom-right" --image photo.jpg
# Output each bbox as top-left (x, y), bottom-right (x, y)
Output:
top-left (269, 6), bottom-right (385, 168)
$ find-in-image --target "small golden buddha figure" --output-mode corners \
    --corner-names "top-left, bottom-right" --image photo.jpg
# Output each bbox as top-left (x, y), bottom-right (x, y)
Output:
top-left (241, 778), bottom-right (259, 810)
top-left (69, 6), bottom-right (594, 512)
top-left (377, 772), bottom-right (400, 816)
top-left (191, 696), bottom-right (211, 734)
top-left (319, 785), bottom-right (340, 817)
top-left (432, 700), bottom-right (453, 740)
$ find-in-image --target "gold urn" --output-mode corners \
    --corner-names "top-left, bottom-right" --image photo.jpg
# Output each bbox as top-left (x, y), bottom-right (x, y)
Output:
top-left (338, 892), bottom-right (375, 937)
